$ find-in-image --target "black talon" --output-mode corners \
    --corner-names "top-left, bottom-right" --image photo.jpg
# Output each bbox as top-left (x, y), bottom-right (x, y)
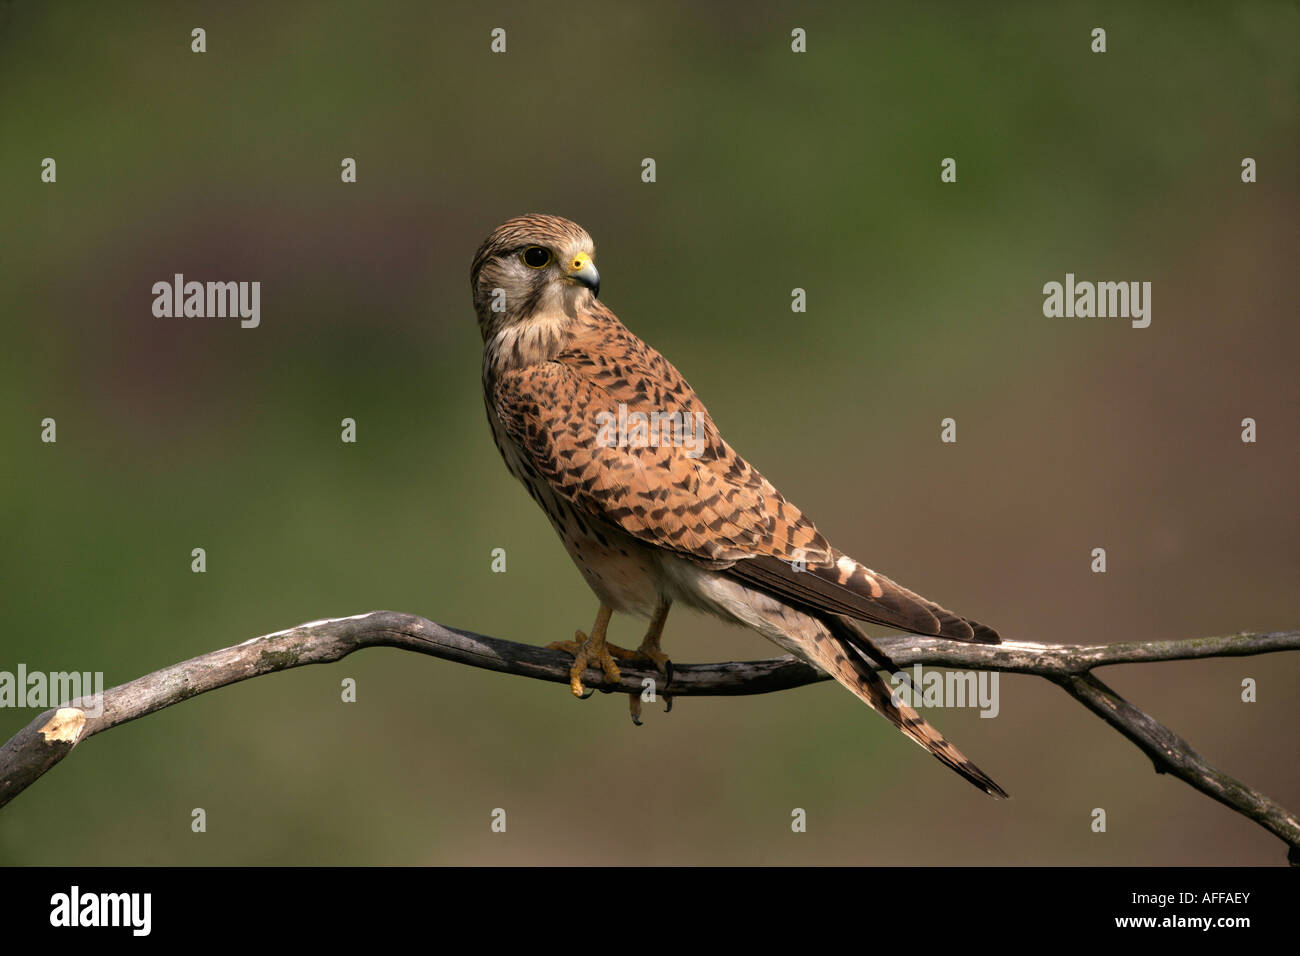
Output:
top-left (578, 687), bottom-right (595, 700)
top-left (663, 658), bottom-right (674, 689)
top-left (663, 694), bottom-right (673, 713)
top-left (630, 711), bottom-right (643, 727)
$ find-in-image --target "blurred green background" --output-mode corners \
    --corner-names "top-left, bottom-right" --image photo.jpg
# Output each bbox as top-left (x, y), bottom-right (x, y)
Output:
top-left (2, 1), bottom-right (1297, 865)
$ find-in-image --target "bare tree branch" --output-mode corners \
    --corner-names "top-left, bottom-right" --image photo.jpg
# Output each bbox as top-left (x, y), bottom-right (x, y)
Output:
top-left (1052, 671), bottom-right (1298, 864)
top-left (1, 611), bottom-right (1296, 862)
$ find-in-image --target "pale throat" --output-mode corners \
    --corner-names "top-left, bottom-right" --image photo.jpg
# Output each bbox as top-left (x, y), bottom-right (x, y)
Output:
top-left (484, 307), bottom-right (575, 379)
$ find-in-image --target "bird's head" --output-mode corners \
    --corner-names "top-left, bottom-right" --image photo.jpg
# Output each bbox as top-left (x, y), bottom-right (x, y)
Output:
top-left (471, 214), bottom-right (600, 341)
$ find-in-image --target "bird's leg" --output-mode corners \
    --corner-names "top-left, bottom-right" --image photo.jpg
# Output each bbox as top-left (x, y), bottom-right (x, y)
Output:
top-left (609, 600), bottom-right (672, 671)
top-left (610, 600), bottom-right (673, 724)
top-left (546, 604), bottom-right (621, 697)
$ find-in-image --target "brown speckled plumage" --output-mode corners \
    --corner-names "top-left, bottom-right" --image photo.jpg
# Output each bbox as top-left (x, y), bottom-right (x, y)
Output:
top-left (472, 214), bottom-right (1007, 797)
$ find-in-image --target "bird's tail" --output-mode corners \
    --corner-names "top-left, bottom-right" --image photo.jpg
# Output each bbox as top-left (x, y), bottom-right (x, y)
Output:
top-left (811, 614), bottom-right (1008, 798)
top-left (683, 571), bottom-right (1007, 797)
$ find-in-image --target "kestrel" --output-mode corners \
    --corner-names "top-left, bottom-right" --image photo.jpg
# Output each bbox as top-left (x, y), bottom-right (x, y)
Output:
top-left (472, 214), bottom-right (1007, 797)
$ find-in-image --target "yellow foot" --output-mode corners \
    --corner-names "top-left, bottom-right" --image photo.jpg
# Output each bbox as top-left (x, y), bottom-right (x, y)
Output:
top-left (621, 602), bottom-right (675, 725)
top-left (611, 644), bottom-right (674, 726)
top-left (608, 643), bottom-right (671, 673)
top-left (546, 629), bottom-right (626, 698)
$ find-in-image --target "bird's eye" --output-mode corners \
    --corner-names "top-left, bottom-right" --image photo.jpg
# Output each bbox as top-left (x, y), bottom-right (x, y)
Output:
top-left (522, 246), bottom-right (551, 269)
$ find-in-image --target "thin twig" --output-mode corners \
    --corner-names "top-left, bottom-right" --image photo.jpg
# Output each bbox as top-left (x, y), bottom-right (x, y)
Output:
top-left (1, 611), bottom-right (1295, 861)
top-left (1052, 671), bottom-right (1300, 864)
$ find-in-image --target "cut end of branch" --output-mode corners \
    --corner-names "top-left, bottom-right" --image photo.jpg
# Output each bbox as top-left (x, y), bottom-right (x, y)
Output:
top-left (39, 708), bottom-right (86, 744)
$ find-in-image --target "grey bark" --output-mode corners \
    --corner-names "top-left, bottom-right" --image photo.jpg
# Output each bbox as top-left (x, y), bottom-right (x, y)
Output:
top-left (1, 611), bottom-right (1295, 862)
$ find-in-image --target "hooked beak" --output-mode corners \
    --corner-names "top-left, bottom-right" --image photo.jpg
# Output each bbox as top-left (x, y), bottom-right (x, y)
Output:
top-left (564, 251), bottom-right (600, 298)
